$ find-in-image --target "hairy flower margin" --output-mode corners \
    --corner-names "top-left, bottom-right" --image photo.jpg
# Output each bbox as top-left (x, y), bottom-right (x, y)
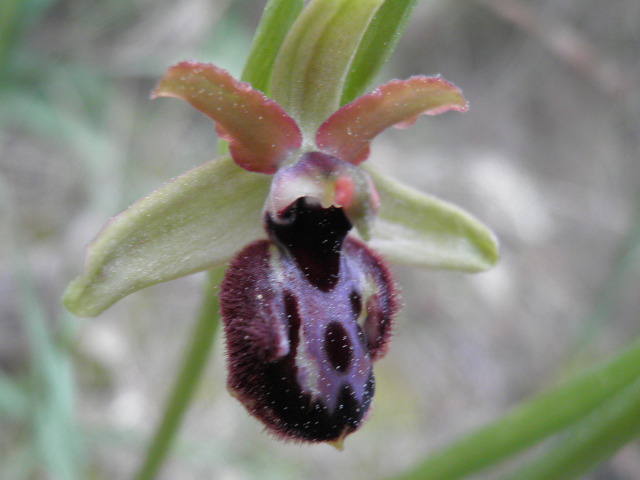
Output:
top-left (63, 0), bottom-right (499, 447)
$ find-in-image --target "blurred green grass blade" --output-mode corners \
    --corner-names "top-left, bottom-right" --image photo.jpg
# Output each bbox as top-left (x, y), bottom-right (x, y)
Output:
top-left (504, 376), bottom-right (640, 480)
top-left (17, 264), bottom-right (84, 480)
top-left (341, 0), bottom-right (418, 105)
top-left (391, 336), bottom-right (640, 480)
top-left (0, 370), bottom-right (28, 419)
top-left (0, 0), bottom-right (55, 73)
top-left (0, 0), bottom-right (21, 70)
top-left (241, 0), bottom-right (304, 93)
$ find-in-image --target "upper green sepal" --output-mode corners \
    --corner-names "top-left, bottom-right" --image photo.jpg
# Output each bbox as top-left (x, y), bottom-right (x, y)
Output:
top-left (240, 0), bottom-right (304, 92)
top-left (63, 156), bottom-right (271, 317)
top-left (341, 0), bottom-right (418, 105)
top-left (270, 0), bottom-right (386, 135)
top-left (366, 166), bottom-right (499, 272)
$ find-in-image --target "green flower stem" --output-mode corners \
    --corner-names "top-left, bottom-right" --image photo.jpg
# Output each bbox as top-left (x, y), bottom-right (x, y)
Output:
top-left (133, 267), bottom-right (225, 480)
top-left (503, 375), bottom-right (640, 480)
top-left (391, 336), bottom-right (640, 480)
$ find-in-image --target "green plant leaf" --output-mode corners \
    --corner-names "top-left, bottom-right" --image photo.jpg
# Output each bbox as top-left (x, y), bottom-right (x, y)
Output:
top-left (270, 0), bottom-right (385, 135)
top-left (318, 76), bottom-right (468, 165)
top-left (367, 166), bottom-right (498, 272)
top-left (341, 0), bottom-right (418, 105)
top-left (390, 336), bottom-right (640, 480)
top-left (241, 0), bottom-right (304, 93)
top-left (63, 156), bottom-right (271, 317)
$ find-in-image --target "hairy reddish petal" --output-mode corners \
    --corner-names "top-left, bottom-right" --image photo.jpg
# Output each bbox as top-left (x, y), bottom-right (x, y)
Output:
top-left (153, 61), bottom-right (302, 174)
top-left (316, 76), bottom-right (468, 165)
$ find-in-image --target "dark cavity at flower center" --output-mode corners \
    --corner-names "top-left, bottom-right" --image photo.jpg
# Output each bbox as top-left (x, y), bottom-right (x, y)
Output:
top-left (267, 197), bottom-right (351, 291)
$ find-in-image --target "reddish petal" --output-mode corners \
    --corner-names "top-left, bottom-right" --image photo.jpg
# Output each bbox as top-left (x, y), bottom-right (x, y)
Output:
top-left (316, 76), bottom-right (468, 165)
top-left (153, 61), bottom-right (302, 174)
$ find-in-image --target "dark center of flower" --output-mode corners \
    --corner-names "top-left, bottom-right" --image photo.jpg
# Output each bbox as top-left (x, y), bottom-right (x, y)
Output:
top-left (266, 197), bottom-right (352, 291)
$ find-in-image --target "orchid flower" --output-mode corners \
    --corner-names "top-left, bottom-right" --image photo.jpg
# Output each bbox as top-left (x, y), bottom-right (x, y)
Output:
top-left (63, 0), bottom-right (498, 447)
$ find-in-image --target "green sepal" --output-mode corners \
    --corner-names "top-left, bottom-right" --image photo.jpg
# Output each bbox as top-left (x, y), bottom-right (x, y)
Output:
top-left (240, 0), bottom-right (304, 93)
top-left (270, 0), bottom-right (385, 135)
top-left (63, 156), bottom-right (270, 317)
top-left (341, 0), bottom-right (418, 105)
top-left (366, 166), bottom-right (499, 272)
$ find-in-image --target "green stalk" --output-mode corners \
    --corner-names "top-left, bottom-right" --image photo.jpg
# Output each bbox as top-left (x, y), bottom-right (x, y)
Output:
top-left (390, 336), bottom-right (640, 480)
top-left (133, 267), bottom-right (224, 480)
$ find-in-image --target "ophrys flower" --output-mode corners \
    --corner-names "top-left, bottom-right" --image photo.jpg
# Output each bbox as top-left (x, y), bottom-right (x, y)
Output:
top-left (63, 0), bottom-right (498, 447)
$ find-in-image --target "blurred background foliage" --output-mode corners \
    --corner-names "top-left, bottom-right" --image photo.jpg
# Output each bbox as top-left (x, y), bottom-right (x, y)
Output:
top-left (1, 0), bottom-right (639, 478)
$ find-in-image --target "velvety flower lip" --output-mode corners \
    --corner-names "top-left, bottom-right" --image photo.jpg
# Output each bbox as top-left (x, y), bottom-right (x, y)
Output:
top-left (220, 196), bottom-right (398, 445)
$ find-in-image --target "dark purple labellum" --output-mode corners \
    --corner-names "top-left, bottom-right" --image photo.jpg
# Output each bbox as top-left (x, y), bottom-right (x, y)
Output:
top-left (220, 198), bottom-right (398, 444)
